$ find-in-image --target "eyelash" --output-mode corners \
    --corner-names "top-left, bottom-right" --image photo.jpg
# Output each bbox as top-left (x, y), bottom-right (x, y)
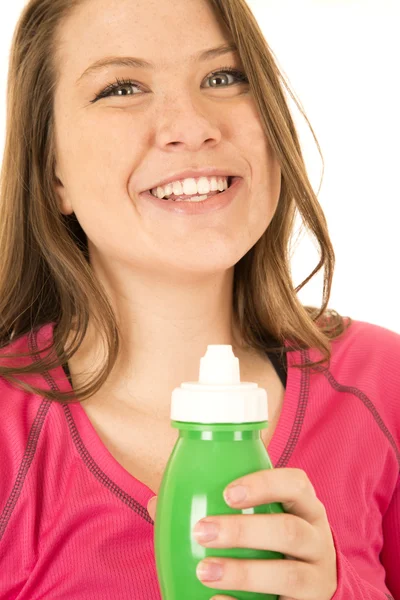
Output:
top-left (91, 66), bottom-right (248, 103)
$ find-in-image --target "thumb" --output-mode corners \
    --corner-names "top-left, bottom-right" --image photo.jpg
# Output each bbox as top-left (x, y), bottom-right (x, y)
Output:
top-left (147, 495), bottom-right (158, 521)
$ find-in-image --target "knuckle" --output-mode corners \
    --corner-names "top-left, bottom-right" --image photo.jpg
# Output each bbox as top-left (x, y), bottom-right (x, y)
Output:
top-left (293, 470), bottom-right (313, 497)
top-left (282, 514), bottom-right (300, 544)
top-left (310, 572), bottom-right (327, 600)
top-left (286, 562), bottom-right (315, 599)
top-left (313, 497), bottom-right (329, 529)
top-left (318, 498), bottom-right (328, 518)
top-left (286, 561), bottom-right (306, 592)
top-left (230, 517), bottom-right (245, 547)
top-left (261, 470), bottom-right (272, 488)
top-left (234, 558), bottom-right (249, 588)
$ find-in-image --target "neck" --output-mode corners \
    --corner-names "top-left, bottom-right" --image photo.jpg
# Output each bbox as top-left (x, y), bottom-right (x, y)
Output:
top-left (65, 265), bottom-right (261, 420)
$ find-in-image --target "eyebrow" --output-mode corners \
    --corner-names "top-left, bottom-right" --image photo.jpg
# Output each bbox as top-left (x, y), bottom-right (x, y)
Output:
top-left (76, 42), bottom-right (239, 85)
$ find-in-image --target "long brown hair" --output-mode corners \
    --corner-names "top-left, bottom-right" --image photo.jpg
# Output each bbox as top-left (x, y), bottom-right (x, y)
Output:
top-left (0, 0), bottom-right (351, 404)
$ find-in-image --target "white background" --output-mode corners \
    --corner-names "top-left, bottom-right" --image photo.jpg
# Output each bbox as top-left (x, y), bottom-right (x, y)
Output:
top-left (1, 0), bottom-right (399, 333)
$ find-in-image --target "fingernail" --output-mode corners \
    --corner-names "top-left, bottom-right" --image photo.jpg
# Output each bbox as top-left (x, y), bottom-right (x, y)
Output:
top-left (224, 484), bottom-right (247, 504)
top-left (193, 521), bottom-right (219, 542)
top-left (197, 560), bottom-right (223, 581)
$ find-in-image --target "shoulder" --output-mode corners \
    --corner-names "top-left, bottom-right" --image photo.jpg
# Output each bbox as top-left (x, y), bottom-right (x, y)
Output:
top-left (327, 317), bottom-right (400, 442)
top-left (0, 325), bottom-right (53, 414)
top-left (0, 326), bottom-right (56, 508)
top-left (330, 317), bottom-right (400, 368)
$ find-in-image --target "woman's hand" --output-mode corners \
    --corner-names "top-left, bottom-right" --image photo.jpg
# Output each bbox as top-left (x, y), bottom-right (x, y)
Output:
top-left (147, 467), bottom-right (338, 600)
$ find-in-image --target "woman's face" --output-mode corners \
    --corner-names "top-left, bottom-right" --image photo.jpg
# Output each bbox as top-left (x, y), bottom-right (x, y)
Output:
top-left (53, 0), bottom-right (281, 279)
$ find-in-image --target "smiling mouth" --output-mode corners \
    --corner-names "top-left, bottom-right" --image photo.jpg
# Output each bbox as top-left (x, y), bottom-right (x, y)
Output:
top-left (147, 176), bottom-right (235, 201)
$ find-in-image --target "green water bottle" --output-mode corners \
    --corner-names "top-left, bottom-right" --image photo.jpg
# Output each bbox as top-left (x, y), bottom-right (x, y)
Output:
top-left (154, 345), bottom-right (285, 599)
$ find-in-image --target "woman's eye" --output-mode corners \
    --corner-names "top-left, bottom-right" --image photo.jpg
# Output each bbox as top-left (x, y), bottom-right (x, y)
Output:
top-left (91, 68), bottom-right (248, 103)
top-left (204, 68), bottom-right (248, 89)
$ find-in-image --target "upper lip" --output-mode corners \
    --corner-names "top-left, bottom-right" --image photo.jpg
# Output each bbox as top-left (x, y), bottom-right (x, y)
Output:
top-left (142, 168), bottom-right (240, 192)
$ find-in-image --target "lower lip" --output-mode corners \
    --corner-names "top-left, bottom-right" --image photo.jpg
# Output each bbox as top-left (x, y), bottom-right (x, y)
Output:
top-left (139, 177), bottom-right (243, 215)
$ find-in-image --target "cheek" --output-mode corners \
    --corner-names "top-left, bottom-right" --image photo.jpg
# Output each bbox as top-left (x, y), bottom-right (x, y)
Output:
top-left (57, 120), bottom-right (137, 211)
top-left (233, 103), bottom-right (281, 202)
top-left (247, 128), bottom-right (282, 225)
top-left (247, 158), bottom-right (282, 244)
top-left (60, 108), bottom-right (136, 178)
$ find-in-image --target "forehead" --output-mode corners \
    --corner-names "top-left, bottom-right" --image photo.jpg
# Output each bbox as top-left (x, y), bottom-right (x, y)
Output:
top-left (56, 0), bottom-right (232, 79)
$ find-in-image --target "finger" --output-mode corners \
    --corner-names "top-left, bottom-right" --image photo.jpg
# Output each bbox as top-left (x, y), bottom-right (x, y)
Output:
top-left (224, 468), bottom-right (326, 524)
top-left (193, 513), bottom-right (320, 561)
top-left (197, 556), bottom-right (315, 598)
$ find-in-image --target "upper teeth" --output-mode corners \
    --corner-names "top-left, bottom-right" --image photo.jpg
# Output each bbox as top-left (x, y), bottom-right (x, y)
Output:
top-left (150, 176), bottom-right (230, 199)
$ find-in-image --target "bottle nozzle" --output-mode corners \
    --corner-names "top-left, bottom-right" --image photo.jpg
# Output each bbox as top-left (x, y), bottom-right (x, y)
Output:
top-left (198, 345), bottom-right (240, 385)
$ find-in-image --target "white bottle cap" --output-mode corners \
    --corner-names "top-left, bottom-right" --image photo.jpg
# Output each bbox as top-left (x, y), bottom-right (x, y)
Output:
top-left (170, 345), bottom-right (268, 423)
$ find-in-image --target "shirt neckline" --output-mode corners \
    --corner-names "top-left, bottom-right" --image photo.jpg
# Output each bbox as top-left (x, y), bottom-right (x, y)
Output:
top-left (44, 323), bottom-right (305, 505)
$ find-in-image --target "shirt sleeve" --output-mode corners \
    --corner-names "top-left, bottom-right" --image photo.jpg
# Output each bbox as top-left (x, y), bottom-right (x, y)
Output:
top-left (329, 478), bottom-right (400, 600)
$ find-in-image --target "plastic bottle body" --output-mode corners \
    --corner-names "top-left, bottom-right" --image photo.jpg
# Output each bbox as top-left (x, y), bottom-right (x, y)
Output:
top-left (154, 421), bottom-right (285, 600)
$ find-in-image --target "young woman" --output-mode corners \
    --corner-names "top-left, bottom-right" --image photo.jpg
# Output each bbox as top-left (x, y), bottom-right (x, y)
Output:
top-left (0, 0), bottom-right (398, 598)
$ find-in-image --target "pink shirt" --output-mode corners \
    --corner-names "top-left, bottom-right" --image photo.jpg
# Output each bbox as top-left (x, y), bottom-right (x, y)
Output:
top-left (0, 320), bottom-right (398, 599)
